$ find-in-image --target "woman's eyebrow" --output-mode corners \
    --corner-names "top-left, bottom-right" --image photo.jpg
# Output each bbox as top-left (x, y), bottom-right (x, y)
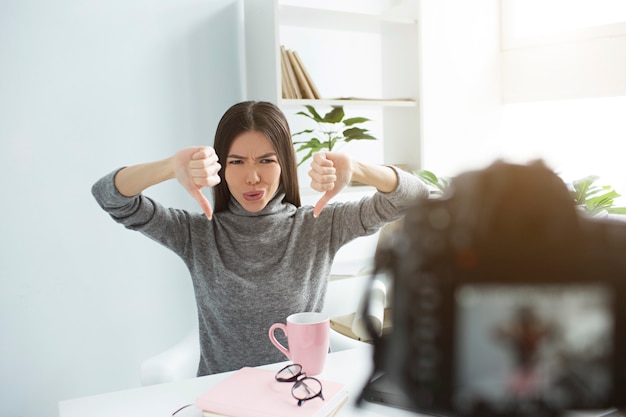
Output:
top-left (256, 152), bottom-right (278, 160)
top-left (227, 152), bottom-right (277, 160)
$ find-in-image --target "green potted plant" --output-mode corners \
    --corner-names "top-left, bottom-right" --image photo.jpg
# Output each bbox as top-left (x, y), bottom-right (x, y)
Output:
top-left (415, 168), bottom-right (626, 217)
top-left (413, 169), bottom-right (451, 197)
top-left (292, 105), bottom-right (377, 166)
top-left (568, 175), bottom-right (626, 216)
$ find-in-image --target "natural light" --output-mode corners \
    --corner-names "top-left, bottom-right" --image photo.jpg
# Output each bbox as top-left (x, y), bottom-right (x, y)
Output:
top-left (500, 96), bottom-right (626, 204)
top-left (500, 0), bottom-right (626, 206)
top-left (510, 0), bottom-right (626, 37)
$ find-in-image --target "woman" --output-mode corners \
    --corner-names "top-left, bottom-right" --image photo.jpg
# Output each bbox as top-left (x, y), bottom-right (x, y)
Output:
top-left (92, 101), bottom-right (428, 376)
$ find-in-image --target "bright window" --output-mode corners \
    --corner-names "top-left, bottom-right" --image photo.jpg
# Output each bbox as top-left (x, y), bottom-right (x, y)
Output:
top-left (510, 0), bottom-right (626, 37)
top-left (502, 0), bottom-right (626, 48)
top-left (499, 0), bottom-right (626, 204)
top-left (499, 96), bottom-right (626, 203)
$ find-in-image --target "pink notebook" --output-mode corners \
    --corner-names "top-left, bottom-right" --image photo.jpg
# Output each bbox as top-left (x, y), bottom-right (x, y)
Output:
top-left (195, 367), bottom-right (348, 417)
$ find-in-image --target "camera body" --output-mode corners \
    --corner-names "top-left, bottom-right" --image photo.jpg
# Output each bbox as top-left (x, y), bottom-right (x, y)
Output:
top-left (374, 161), bottom-right (626, 416)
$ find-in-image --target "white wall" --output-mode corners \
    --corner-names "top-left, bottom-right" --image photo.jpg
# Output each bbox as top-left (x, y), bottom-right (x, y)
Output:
top-left (502, 36), bottom-right (626, 102)
top-left (0, 0), bottom-right (245, 415)
top-left (502, 24), bottom-right (626, 103)
top-left (499, 7), bottom-right (626, 192)
top-left (419, 0), bottom-right (503, 177)
top-left (419, 0), bottom-right (626, 184)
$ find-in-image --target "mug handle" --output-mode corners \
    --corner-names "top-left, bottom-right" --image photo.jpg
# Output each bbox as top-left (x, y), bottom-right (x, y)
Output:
top-left (268, 323), bottom-right (291, 359)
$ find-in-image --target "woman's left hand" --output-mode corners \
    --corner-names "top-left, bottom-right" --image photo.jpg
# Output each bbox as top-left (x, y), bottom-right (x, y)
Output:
top-left (309, 152), bottom-right (353, 217)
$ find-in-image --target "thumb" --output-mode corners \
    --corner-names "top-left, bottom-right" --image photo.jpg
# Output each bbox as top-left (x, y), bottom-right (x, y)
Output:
top-left (313, 191), bottom-right (334, 218)
top-left (188, 187), bottom-right (214, 220)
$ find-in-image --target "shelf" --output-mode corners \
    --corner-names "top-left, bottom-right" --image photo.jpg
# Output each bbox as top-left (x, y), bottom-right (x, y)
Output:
top-left (243, 0), bottom-right (422, 170)
top-left (279, 98), bottom-right (417, 108)
top-left (279, 5), bottom-right (417, 32)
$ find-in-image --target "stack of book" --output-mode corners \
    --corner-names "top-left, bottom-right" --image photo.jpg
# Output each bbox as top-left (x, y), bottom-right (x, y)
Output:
top-left (195, 366), bottom-right (348, 417)
top-left (280, 46), bottom-right (322, 100)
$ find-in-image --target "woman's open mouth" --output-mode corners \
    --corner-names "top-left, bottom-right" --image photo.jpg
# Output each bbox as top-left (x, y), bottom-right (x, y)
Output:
top-left (243, 190), bottom-right (264, 201)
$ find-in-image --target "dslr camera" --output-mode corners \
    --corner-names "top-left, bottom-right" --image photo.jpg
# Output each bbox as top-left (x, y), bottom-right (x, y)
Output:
top-left (364, 161), bottom-right (626, 417)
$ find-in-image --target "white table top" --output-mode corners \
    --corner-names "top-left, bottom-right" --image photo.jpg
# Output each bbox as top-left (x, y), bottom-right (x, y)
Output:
top-left (58, 344), bottom-right (613, 417)
top-left (58, 345), bottom-right (422, 417)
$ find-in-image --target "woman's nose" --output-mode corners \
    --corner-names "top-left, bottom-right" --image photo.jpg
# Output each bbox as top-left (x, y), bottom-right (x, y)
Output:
top-left (246, 167), bottom-right (260, 184)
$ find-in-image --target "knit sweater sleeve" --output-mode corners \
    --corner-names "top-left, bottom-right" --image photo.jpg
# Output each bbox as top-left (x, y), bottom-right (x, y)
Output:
top-left (318, 166), bottom-right (428, 251)
top-left (368, 165), bottom-right (429, 221)
top-left (91, 169), bottom-right (195, 258)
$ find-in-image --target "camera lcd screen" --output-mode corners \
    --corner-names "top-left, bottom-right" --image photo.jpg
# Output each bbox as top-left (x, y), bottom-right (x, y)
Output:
top-left (454, 284), bottom-right (613, 412)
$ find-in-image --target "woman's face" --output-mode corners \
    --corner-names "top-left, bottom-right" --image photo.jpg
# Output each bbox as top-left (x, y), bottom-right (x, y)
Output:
top-left (224, 130), bottom-right (282, 212)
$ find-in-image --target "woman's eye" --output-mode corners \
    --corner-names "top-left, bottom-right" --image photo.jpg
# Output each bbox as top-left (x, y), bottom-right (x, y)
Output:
top-left (261, 158), bottom-right (277, 164)
top-left (228, 160), bottom-right (243, 165)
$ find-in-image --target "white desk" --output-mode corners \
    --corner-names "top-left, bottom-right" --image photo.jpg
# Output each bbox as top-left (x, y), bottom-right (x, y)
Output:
top-left (58, 345), bottom-right (612, 417)
top-left (58, 345), bottom-right (421, 417)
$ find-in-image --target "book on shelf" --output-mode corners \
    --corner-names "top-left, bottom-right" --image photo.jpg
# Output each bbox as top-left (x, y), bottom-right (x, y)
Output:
top-left (280, 57), bottom-right (291, 99)
top-left (280, 45), bottom-right (301, 99)
top-left (287, 49), bottom-right (316, 99)
top-left (291, 50), bottom-right (321, 99)
top-left (280, 46), bottom-right (321, 100)
top-left (195, 366), bottom-right (349, 417)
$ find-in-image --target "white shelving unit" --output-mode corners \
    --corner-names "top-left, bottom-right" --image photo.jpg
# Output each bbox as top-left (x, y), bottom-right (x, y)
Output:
top-left (243, 0), bottom-right (421, 171)
top-left (242, 0), bottom-right (421, 275)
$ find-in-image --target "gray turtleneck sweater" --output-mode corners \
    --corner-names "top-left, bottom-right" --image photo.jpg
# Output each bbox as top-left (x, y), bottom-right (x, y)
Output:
top-left (92, 167), bottom-right (427, 376)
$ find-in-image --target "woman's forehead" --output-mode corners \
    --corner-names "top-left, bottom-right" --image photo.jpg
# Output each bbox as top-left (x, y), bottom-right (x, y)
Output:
top-left (228, 131), bottom-right (276, 155)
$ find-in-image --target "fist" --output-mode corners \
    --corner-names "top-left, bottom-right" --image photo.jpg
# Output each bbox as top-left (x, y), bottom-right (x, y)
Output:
top-left (309, 152), bottom-right (352, 217)
top-left (173, 146), bottom-right (221, 219)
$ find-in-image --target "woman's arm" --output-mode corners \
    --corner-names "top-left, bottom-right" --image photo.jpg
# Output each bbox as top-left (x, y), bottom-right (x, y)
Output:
top-left (308, 151), bottom-right (411, 217)
top-left (114, 158), bottom-right (175, 197)
top-left (114, 146), bottom-right (221, 219)
top-left (350, 159), bottom-right (398, 193)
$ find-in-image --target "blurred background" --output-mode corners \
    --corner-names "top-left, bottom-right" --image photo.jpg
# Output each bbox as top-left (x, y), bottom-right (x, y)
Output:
top-left (2, 0), bottom-right (626, 416)
top-left (1, 1), bottom-right (245, 415)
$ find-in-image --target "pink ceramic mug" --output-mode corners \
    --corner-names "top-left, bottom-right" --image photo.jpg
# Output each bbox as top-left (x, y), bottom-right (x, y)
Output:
top-left (268, 312), bottom-right (330, 375)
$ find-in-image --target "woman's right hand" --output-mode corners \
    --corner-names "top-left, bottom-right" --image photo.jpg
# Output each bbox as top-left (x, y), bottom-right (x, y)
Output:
top-left (172, 146), bottom-right (221, 220)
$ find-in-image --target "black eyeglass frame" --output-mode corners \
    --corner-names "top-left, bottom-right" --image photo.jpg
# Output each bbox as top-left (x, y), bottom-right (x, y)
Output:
top-left (275, 363), bottom-right (325, 407)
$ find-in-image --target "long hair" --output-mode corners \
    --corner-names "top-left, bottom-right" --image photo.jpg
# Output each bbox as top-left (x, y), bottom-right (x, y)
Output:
top-left (212, 101), bottom-right (301, 213)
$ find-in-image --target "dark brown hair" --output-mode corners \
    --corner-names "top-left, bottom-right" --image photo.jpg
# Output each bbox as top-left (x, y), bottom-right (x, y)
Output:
top-left (212, 101), bottom-right (301, 213)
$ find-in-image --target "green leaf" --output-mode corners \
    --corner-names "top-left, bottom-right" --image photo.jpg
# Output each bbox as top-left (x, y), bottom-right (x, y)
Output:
top-left (570, 174), bottom-right (626, 217)
top-left (292, 104), bottom-right (381, 165)
top-left (322, 106), bottom-right (345, 123)
top-left (297, 106), bottom-right (324, 122)
top-left (295, 111), bottom-right (314, 122)
top-left (415, 170), bottom-right (438, 185)
top-left (571, 175), bottom-right (601, 204)
top-left (297, 149), bottom-right (315, 166)
top-left (343, 117), bottom-right (371, 126)
top-left (344, 133), bottom-right (377, 142)
top-left (291, 128), bottom-right (316, 137)
top-left (342, 127), bottom-right (377, 141)
top-left (585, 190), bottom-right (621, 211)
top-left (294, 138), bottom-right (322, 149)
top-left (413, 169), bottom-right (451, 194)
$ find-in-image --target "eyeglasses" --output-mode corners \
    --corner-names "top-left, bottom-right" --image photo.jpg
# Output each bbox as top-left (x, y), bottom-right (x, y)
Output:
top-left (275, 364), bottom-right (324, 407)
top-left (172, 364), bottom-right (325, 415)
